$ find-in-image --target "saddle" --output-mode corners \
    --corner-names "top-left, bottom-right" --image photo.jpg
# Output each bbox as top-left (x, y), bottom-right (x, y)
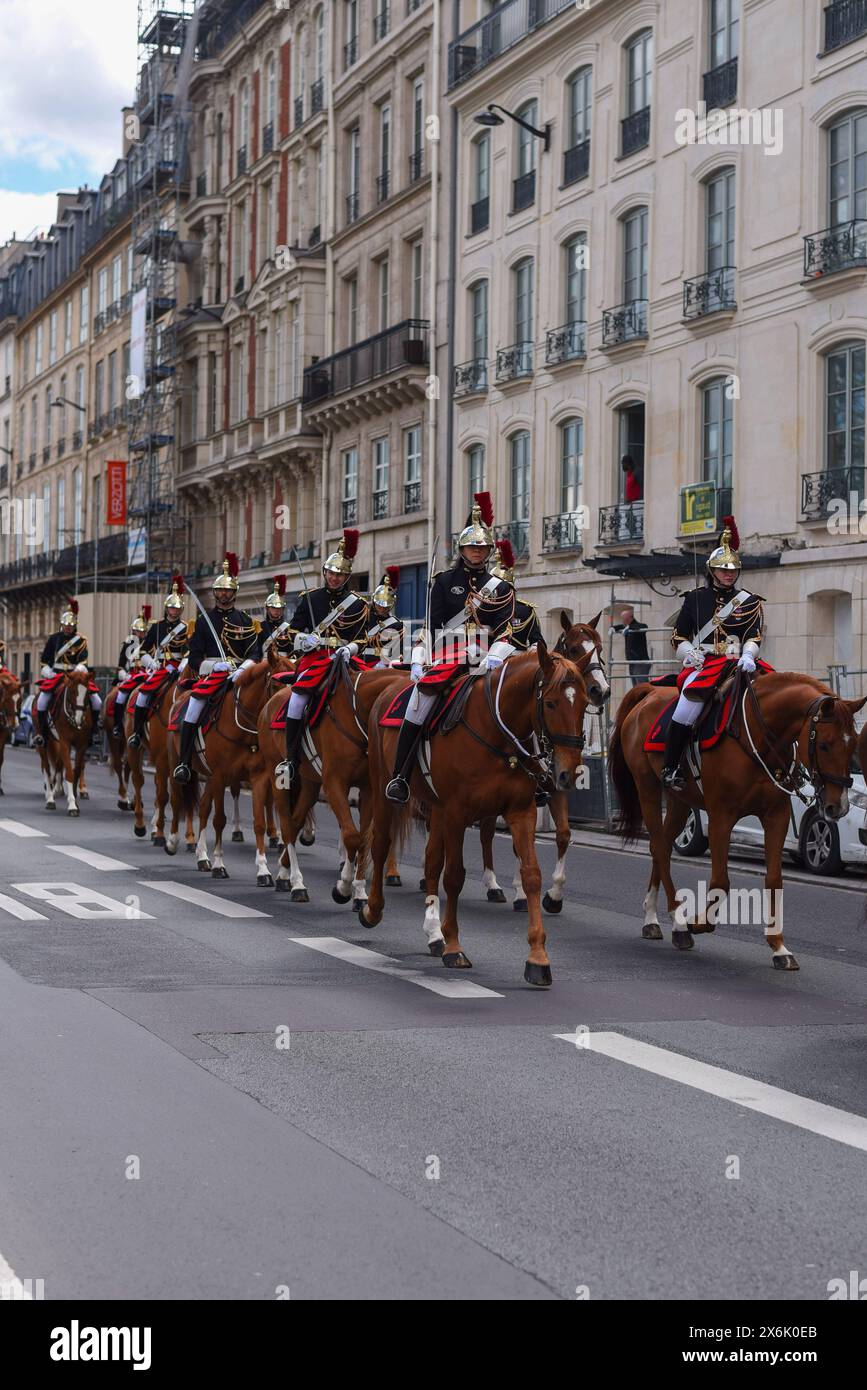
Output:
top-left (378, 672), bottom-right (478, 734)
top-left (643, 676), bottom-right (739, 755)
top-left (168, 678), bottom-right (232, 733)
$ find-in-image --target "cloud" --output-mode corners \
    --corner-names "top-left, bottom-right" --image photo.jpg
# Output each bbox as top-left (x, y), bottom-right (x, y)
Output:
top-left (0, 190), bottom-right (61, 243)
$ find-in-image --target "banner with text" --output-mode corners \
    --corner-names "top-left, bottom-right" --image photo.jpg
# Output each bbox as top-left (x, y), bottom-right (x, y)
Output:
top-left (106, 460), bottom-right (127, 525)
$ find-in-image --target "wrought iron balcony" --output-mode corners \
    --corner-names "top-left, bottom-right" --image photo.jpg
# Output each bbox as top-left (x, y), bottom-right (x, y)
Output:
top-left (409, 149), bottom-right (425, 183)
top-left (302, 319), bottom-right (429, 405)
top-left (236, 144), bottom-right (247, 175)
top-left (801, 466), bottom-right (865, 519)
top-left (342, 498), bottom-right (358, 526)
top-left (601, 299), bottom-right (648, 348)
top-left (824, 0), bottom-right (867, 51)
top-left (683, 267), bottom-right (736, 319)
top-left (599, 501), bottom-right (644, 546)
top-left (294, 96), bottom-right (304, 129)
top-left (512, 169), bottom-right (535, 212)
top-left (453, 358), bottom-right (488, 396)
top-left (373, 6), bottom-right (390, 41)
top-left (311, 79), bottom-right (324, 115)
top-left (543, 511), bottom-right (585, 552)
top-left (562, 140), bottom-right (590, 187)
top-left (262, 121), bottom-right (274, 154)
top-left (196, 171), bottom-right (207, 198)
top-left (376, 171), bottom-right (390, 203)
top-left (621, 106), bottom-right (650, 158)
top-left (804, 220), bottom-right (867, 278)
top-left (404, 480), bottom-right (422, 513)
top-left (447, 0), bottom-right (575, 89)
top-left (495, 341), bottom-right (533, 382)
top-left (346, 191), bottom-right (360, 225)
top-left (344, 37), bottom-right (358, 69)
top-left (494, 520), bottom-right (529, 558)
top-left (703, 56), bottom-right (738, 108)
top-left (545, 321), bottom-right (586, 366)
top-left (372, 489), bottom-right (389, 520)
top-left (470, 196), bottom-right (489, 235)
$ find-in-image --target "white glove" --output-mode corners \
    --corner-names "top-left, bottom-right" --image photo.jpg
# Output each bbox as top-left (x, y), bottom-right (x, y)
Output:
top-left (484, 639), bottom-right (515, 672)
top-left (74, 663), bottom-right (88, 673)
top-left (411, 662), bottom-right (424, 682)
top-left (677, 641), bottom-right (704, 670)
top-left (486, 654), bottom-right (504, 670)
top-left (295, 632), bottom-right (321, 654)
top-left (40, 664), bottom-right (52, 678)
top-left (118, 668), bottom-right (128, 681)
top-left (737, 652), bottom-right (756, 673)
top-left (230, 659), bottom-right (253, 683)
top-left (213, 660), bottom-right (231, 674)
top-left (338, 642), bottom-right (359, 662)
top-left (140, 652), bottom-right (155, 670)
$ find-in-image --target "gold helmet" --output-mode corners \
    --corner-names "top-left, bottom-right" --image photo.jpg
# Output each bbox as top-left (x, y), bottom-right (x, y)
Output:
top-left (60, 599), bottom-right (78, 632)
top-left (372, 566), bottom-right (399, 612)
top-left (165, 575), bottom-right (185, 614)
top-left (323, 528), bottom-right (359, 578)
top-left (707, 514), bottom-right (741, 576)
top-left (213, 553), bottom-right (239, 593)
top-left (490, 537), bottom-right (516, 585)
top-left (265, 574), bottom-right (287, 613)
top-left (457, 491), bottom-right (495, 552)
top-left (131, 604), bottom-right (151, 636)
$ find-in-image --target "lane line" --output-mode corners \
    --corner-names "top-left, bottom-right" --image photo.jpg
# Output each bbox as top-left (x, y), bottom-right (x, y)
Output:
top-left (291, 936), bottom-right (504, 999)
top-left (0, 892), bottom-right (48, 921)
top-left (0, 1249), bottom-right (33, 1299)
top-left (48, 846), bottom-right (135, 871)
top-left (554, 1030), bottom-right (867, 1155)
top-left (0, 819), bottom-right (48, 839)
top-left (138, 880), bottom-right (270, 919)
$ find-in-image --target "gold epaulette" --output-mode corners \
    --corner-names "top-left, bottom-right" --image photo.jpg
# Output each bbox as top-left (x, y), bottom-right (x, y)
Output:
top-left (252, 618), bottom-right (262, 633)
top-left (185, 621), bottom-right (196, 638)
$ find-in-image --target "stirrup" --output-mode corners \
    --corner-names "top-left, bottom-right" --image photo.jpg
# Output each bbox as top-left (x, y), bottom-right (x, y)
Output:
top-left (127, 732), bottom-right (141, 749)
top-left (173, 763), bottom-right (191, 784)
top-left (33, 734), bottom-right (45, 747)
top-left (385, 776), bottom-right (410, 804)
top-left (112, 724), bottom-right (125, 740)
top-left (661, 765), bottom-right (686, 791)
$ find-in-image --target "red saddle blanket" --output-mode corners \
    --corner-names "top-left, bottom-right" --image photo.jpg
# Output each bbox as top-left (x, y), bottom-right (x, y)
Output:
top-left (379, 673), bottom-right (474, 732)
top-left (644, 691), bottom-right (734, 754)
top-left (269, 657), bottom-right (372, 730)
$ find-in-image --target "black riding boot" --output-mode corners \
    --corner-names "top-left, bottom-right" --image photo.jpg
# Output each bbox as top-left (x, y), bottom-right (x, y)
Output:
top-left (112, 700), bottom-right (127, 741)
top-left (661, 718), bottom-right (693, 792)
top-left (172, 720), bottom-right (198, 784)
top-left (385, 720), bottom-right (423, 804)
top-left (275, 716), bottom-right (304, 787)
top-left (32, 705), bottom-right (46, 747)
top-left (127, 703), bottom-right (148, 750)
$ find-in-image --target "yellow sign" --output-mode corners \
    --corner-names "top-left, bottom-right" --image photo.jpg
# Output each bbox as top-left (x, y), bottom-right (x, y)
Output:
top-left (679, 482), bottom-right (718, 537)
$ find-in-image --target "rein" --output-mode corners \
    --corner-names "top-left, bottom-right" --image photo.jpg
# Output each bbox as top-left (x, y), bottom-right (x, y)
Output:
top-left (730, 677), bottom-right (853, 802)
top-left (456, 657), bottom-right (585, 794)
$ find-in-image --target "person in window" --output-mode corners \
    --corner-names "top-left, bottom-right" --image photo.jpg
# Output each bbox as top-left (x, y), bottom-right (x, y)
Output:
top-left (621, 454), bottom-right (643, 503)
top-left (611, 606), bottom-right (651, 686)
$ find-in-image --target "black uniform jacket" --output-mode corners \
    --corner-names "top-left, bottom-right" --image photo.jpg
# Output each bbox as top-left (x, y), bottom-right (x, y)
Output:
top-left (671, 583), bottom-right (764, 655)
top-left (142, 618), bottom-right (190, 662)
top-left (42, 631), bottom-right (89, 667)
top-left (509, 599), bottom-right (543, 651)
top-left (259, 615), bottom-right (294, 657)
top-left (187, 607), bottom-right (259, 674)
top-left (117, 636), bottom-right (141, 672)
top-left (363, 614), bottom-right (404, 659)
top-left (429, 561), bottom-right (514, 641)
top-left (289, 585), bottom-right (368, 644)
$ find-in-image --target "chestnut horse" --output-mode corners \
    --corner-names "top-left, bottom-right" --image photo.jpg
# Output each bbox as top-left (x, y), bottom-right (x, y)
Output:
top-left (37, 669), bottom-right (94, 815)
top-left (0, 671), bottom-right (21, 795)
top-left (363, 645), bottom-right (589, 986)
top-left (610, 672), bottom-right (866, 968)
top-left (164, 650), bottom-right (293, 879)
top-left (124, 674), bottom-right (196, 850)
top-left (258, 659), bottom-right (407, 903)
top-left (104, 684), bottom-right (133, 811)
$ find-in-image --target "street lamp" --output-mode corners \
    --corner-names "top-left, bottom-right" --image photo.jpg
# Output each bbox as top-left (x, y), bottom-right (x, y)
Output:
top-left (51, 397), bottom-right (86, 413)
top-left (473, 103), bottom-right (551, 152)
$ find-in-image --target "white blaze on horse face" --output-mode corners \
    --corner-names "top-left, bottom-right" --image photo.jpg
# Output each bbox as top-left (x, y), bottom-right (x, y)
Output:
top-left (564, 685), bottom-right (576, 706)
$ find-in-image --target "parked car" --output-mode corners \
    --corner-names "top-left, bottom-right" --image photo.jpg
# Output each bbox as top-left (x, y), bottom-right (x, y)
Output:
top-left (11, 694), bottom-right (35, 748)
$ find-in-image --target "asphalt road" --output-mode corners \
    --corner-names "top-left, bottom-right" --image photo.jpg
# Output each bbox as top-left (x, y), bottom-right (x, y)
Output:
top-left (0, 744), bottom-right (865, 1302)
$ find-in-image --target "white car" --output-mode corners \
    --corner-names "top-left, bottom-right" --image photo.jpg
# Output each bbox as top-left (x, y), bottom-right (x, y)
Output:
top-left (675, 767), bottom-right (867, 876)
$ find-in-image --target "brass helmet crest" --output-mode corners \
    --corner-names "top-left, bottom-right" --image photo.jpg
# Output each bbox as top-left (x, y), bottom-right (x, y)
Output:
top-left (165, 574), bottom-right (185, 614)
top-left (457, 491), bottom-right (495, 553)
top-left (60, 599), bottom-right (78, 631)
top-left (130, 604), bottom-right (151, 636)
top-left (372, 566), bottom-right (399, 612)
top-left (707, 514), bottom-right (741, 576)
top-left (265, 574), bottom-right (287, 613)
top-left (213, 553), bottom-right (240, 593)
top-left (323, 528), bottom-right (359, 578)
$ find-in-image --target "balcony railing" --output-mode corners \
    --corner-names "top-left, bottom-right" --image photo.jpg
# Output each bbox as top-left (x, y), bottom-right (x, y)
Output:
top-left (494, 520), bottom-right (529, 558)
top-left (804, 220), bottom-right (867, 278)
top-left (562, 139), bottom-right (590, 187)
top-left (342, 498), bottom-right (358, 526)
top-left (303, 319), bottom-right (429, 405)
top-left (703, 56), bottom-right (738, 108)
top-left (345, 37), bottom-right (359, 69)
top-left (601, 299), bottom-right (648, 348)
top-left (824, 0), bottom-right (867, 51)
top-left (409, 149), bottom-right (425, 182)
top-left (621, 106), bottom-right (650, 157)
top-left (294, 96), bottom-right (304, 129)
top-left (545, 321), bottom-right (586, 366)
top-left (196, 171), bottom-right (207, 198)
top-left (512, 169), bottom-right (535, 212)
top-left (311, 78), bottom-right (324, 115)
top-left (373, 6), bottom-right (390, 40)
top-left (453, 358), bottom-right (488, 396)
top-left (376, 171), bottom-right (390, 203)
top-left (599, 501), bottom-right (644, 546)
top-left (346, 191), bottom-right (360, 225)
top-left (447, 0), bottom-right (575, 89)
top-left (372, 489), bottom-right (389, 520)
top-left (404, 480), bottom-right (422, 513)
top-left (470, 196), bottom-right (489, 235)
top-left (236, 145), bottom-right (247, 175)
top-left (262, 120), bottom-right (274, 154)
top-left (801, 466), bottom-right (865, 519)
top-left (683, 267), bottom-right (736, 319)
top-left (0, 463), bottom-right (6, 490)
top-left (495, 341), bottom-right (533, 382)
top-left (543, 511), bottom-right (585, 552)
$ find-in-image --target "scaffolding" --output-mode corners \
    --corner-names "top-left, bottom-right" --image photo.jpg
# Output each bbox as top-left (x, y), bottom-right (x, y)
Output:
top-left (128, 0), bottom-right (196, 586)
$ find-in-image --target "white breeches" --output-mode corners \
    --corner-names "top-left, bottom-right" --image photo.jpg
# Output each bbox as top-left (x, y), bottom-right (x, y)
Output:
top-left (287, 690), bottom-right (310, 720)
top-left (672, 668), bottom-right (704, 725)
top-left (36, 691), bottom-right (52, 712)
top-left (184, 696), bottom-right (207, 723)
top-left (115, 688), bottom-right (129, 707)
top-left (405, 690), bottom-right (438, 726)
top-left (134, 689), bottom-right (151, 710)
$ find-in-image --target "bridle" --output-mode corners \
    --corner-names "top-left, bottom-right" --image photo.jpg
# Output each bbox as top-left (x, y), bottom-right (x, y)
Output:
top-left (556, 629), bottom-right (607, 708)
top-left (735, 680), bottom-right (853, 803)
top-left (62, 675), bottom-right (88, 730)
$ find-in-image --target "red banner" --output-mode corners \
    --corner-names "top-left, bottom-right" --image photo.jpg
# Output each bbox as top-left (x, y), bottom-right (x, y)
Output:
top-left (106, 460), bottom-right (126, 526)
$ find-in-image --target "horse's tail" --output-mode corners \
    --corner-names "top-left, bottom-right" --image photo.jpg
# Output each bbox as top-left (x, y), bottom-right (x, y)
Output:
top-left (608, 685), bottom-right (651, 844)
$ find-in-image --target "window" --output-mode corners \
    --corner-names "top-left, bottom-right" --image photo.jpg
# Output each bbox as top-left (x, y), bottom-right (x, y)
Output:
top-left (315, 7), bottom-right (325, 83)
top-left (514, 257), bottom-right (534, 354)
top-left (296, 27), bottom-right (306, 105)
top-left (560, 418), bottom-right (584, 512)
top-left (472, 133), bottom-right (490, 231)
top-left (79, 285), bottom-right (89, 343)
top-left (290, 303), bottom-right (300, 399)
top-left (373, 436), bottom-right (390, 516)
top-left (825, 342), bottom-right (865, 475)
top-left (127, 243), bottom-right (134, 294)
top-left (706, 168), bottom-right (735, 270)
top-left (702, 378), bottom-right (733, 504)
top-left (112, 255), bottom-right (121, 304)
top-left (29, 396), bottom-right (36, 456)
top-left (21, 333), bottom-right (29, 385)
top-left (239, 78), bottom-right (250, 151)
top-left (58, 375), bottom-right (67, 436)
top-left (347, 125), bottom-right (360, 220)
top-left (567, 67), bottom-right (592, 149)
top-left (73, 467), bottom-right (82, 542)
top-left (379, 103), bottom-right (391, 196)
top-left (404, 425), bottom-right (422, 511)
top-left (122, 341), bottom-right (130, 403)
top-left (57, 476), bottom-right (65, 547)
top-left (412, 76), bottom-right (425, 159)
top-left (63, 299), bottom-right (72, 354)
top-left (410, 240), bottom-right (423, 320)
top-left (35, 323), bottom-right (43, 374)
top-left (829, 109), bottom-right (867, 227)
top-left (261, 179), bottom-right (273, 264)
top-left (75, 364), bottom-right (85, 410)
top-left (92, 473), bottom-right (101, 543)
top-left (45, 386), bottom-right (52, 445)
top-left (94, 359), bottom-right (104, 419)
top-left (42, 481), bottom-right (50, 554)
top-left (266, 53), bottom-right (276, 129)
top-left (273, 313), bottom-right (283, 408)
top-left (510, 431), bottom-right (531, 522)
top-left (623, 208), bottom-right (648, 300)
top-left (342, 447), bottom-right (358, 524)
top-left (565, 235), bottom-right (588, 324)
top-left (470, 280), bottom-right (488, 373)
top-left (108, 350), bottom-right (118, 412)
top-left (517, 100), bottom-right (538, 178)
top-left (709, 0), bottom-right (739, 69)
top-left (48, 310), bottom-right (57, 365)
top-left (345, 0), bottom-right (358, 66)
top-left (208, 351), bottom-right (218, 435)
top-left (97, 267), bottom-right (108, 314)
top-left (378, 257), bottom-right (390, 331)
top-left (626, 30), bottom-right (653, 115)
top-left (467, 443), bottom-right (485, 506)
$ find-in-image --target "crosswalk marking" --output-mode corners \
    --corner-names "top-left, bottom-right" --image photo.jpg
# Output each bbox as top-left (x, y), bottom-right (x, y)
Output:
top-left (0, 891), bottom-right (48, 921)
top-left (12, 884), bottom-right (153, 920)
top-left (137, 880), bottom-right (270, 918)
top-left (48, 846), bottom-right (135, 871)
top-left (290, 936), bottom-right (504, 999)
top-left (554, 1030), bottom-right (867, 1155)
top-left (0, 819), bottom-right (48, 839)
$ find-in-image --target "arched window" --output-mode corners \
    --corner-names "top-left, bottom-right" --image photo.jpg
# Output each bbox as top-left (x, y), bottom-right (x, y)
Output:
top-left (513, 257), bottom-right (534, 371)
top-left (564, 234), bottom-right (587, 341)
top-left (825, 341), bottom-right (865, 479)
top-left (622, 29), bottom-right (652, 155)
top-left (566, 67), bottom-right (592, 149)
top-left (315, 8), bottom-right (325, 83)
top-left (828, 108), bottom-right (867, 227)
top-left (559, 418), bottom-right (583, 514)
top-left (509, 431), bottom-right (531, 557)
top-left (469, 279), bottom-right (488, 374)
top-left (708, 0), bottom-right (739, 70)
top-left (466, 443), bottom-right (485, 506)
top-left (470, 132), bottom-right (490, 233)
top-left (621, 207), bottom-right (648, 319)
top-left (701, 377), bottom-right (733, 514)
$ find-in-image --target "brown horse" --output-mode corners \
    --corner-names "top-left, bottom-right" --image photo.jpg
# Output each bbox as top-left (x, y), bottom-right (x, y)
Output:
top-left (124, 674), bottom-right (196, 850)
top-left (165, 651), bottom-right (293, 880)
top-left (105, 683), bottom-right (133, 811)
top-left (609, 672), bottom-right (866, 968)
top-left (0, 671), bottom-right (21, 794)
top-left (363, 645), bottom-right (589, 985)
top-left (258, 659), bottom-right (407, 903)
top-left (37, 670), bottom-right (94, 815)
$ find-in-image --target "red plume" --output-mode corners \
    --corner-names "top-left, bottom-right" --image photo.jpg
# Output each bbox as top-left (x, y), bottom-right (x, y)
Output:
top-left (225, 551), bottom-right (239, 578)
top-left (142, 605), bottom-right (152, 621)
top-left (273, 574), bottom-right (287, 596)
top-left (172, 572), bottom-right (186, 595)
top-left (69, 598), bottom-right (79, 615)
top-left (385, 565), bottom-right (400, 588)
top-left (721, 514), bottom-right (739, 551)
top-left (342, 528), bottom-right (359, 560)
top-left (473, 491), bottom-right (494, 527)
top-left (496, 538), bottom-right (515, 571)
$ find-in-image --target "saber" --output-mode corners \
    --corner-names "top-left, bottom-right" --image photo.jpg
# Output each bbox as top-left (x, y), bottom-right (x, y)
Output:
top-left (186, 585), bottom-right (227, 665)
top-left (422, 532), bottom-right (440, 663)
top-left (291, 545), bottom-right (317, 634)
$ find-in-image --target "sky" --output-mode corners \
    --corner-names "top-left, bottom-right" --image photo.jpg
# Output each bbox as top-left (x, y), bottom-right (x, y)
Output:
top-left (0, 0), bottom-right (142, 245)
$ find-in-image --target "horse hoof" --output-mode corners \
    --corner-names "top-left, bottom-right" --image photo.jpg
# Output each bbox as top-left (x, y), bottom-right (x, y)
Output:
top-left (352, 898), bottom-right (367, 913)
top-left (67, 808), bottom-right (80, 817)
top-left (512, 898), bottom-right (527, 912)
top-left (290, 888), bottom-right (309, 903)
top-left (79, 791), bottom-right (89, 800)
top-left (231, 831), bottom-right (244, 843)
top-left (332, 886), bottom-right (352, 905)
top-left (418, 877), bottom-right (426, 891)
top-left (268, 836), bottom-right (280, 849)
top-left (275, 878), bottom-right (290, 892)
top-left (45, 803), bottom-right (56, 812)
top-left (212, 866), bottom-right (229, 880)
top-left (197, 860), bottom-right (210, 872)
top-left (773, 953), bottom-right (799, 971)
top-left (163, 842), bottom-right (177, 857)
top-left (442, 951), bottom-right (473, 969)
top-left (524, 961), bottom-right (552, 988)
top-left (257, 873), bottom-right (274, 888)
top-left (542, 893), bottom-right (563, 914)
top-left (134, 825), bottom-right (147, 839)
top-left (185, 842), bottom-right (195, 853)
top-left (386, 874), bottom-right (402, 887)
top-left (428, 938), bottom-right (445, 957)
top-left (642, 922), bottom-right (664, 940)
top-left (486, 888), bottom-right (507, 903)
top-left (152, 834), bottom-right (166, 847)
top-left (299, 832), bottom-right (315, 847)
top-left (672, 929), bottom-right (695, 951)
top-left (117, 798), bottom-right (128, 811)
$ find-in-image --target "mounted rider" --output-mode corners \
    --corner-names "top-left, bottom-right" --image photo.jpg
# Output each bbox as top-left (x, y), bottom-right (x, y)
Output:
top-left (33, 600), bottom-right (102, 747)
top-left (111, 606), bottom-right (151, 739)
top-left (362, 567), bottom-right (404, 665)
top-left (384, 492), bottom-right (516, 804)
top-left (127, 579), bottom-right (191, 750)
top-left (489, 537), bottom-right (543, 651)
top-left (172, 555), bottom-right (260, 784)
top-left (662, 515), bottom-right (768, 791)
top-left (259, 575), bottom-right (295, 659)
top-left (275, 528), bottom-right (369, 785)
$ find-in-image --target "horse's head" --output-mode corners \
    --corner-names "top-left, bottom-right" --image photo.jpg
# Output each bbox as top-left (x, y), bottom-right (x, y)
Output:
top-left (536, 640), bottom-right (590, 792)
top-left (555, 609), bottom-right (609, 706)
top-left (266, 648), bottom-right (295, 677)
top-left (803, 693), bottom-right (867, 820)
top-left (64, 668), bottom-right (91, 727)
